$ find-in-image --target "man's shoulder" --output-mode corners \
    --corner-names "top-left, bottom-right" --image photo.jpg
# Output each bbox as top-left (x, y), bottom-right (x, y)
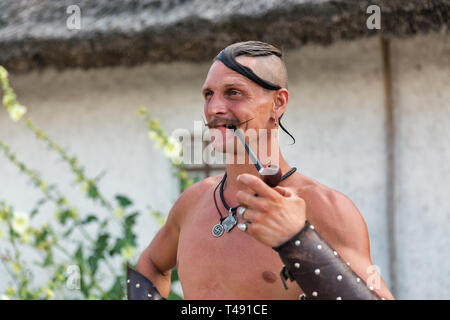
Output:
top-left (167, 174), bottom-right (221, 226)
top-left (293, 174), bottom-right (369, 250)
top-left (290, 174), bottom-right (344, 205)
top-left (173, 174), bottom-right (222, 208)
top-left (292, 174), bottom-right (364, 228)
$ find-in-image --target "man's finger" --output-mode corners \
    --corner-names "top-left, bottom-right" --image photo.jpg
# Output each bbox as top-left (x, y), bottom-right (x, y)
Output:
top-left (273, 186), bottom-right (293, 197)
top-left (236, 190), bottom-right (270, 213)
top-left (237, 207), bottom-right (258, 223)
top-left (237, 173), bottom-right (279, 200)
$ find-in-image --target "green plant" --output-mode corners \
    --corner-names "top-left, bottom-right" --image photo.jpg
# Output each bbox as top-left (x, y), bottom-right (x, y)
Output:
top-left (0, 65), bottom-right (194, 300)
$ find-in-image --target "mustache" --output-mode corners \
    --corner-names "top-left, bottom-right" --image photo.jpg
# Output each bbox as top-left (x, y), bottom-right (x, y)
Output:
top-left (203, 117), bottom-right (255, 130)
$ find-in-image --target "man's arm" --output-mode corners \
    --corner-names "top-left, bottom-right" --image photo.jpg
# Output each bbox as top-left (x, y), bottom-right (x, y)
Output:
top-left (136, 215), bottom-right (179, 298)
top-left (235, 173), bottom-right (394, 300)
top-left (134, 179), bottom-right (209, 299)
top-left (302, 187), bottom-right (394, 300)
top-left (135, 181), bottom-right (196, 298)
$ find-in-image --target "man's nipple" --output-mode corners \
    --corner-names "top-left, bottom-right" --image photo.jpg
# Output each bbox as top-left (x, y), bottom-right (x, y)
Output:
top-left (262, 271), bottom-right (277, 283)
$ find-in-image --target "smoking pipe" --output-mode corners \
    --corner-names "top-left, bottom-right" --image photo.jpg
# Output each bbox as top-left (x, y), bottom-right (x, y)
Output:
top-left (227, 125), bottom-right (282, 188)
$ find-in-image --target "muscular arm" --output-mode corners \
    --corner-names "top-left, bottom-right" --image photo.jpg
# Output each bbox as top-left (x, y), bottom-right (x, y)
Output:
top-left (302, 186), bottom-right (395, 300)
top-left (235, 173), bottom-right (394, 300)
top-left (136, 187), bottom-right (188, 298)
top-left (136, 179), bottom-right (210, 298)
top-left (136, 216), bottom-right (178, 298)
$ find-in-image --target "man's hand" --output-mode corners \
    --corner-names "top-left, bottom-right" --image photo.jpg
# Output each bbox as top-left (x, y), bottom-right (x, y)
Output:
top-left (236, 173), bottom-right (307, 248)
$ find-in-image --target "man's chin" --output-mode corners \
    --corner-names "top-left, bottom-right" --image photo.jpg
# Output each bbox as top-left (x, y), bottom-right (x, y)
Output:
top-left (213, 135), bottom-right (248, 159)
top-left (211, 139), bottom-right (231, 154)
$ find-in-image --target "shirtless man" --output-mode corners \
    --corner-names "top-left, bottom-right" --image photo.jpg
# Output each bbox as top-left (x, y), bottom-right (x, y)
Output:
top-left (133, 41), bottom-right (394, 300)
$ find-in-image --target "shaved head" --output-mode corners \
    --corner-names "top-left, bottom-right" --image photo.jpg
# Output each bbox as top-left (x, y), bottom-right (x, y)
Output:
top-left (213, 41), bottom-right (288, 89)
top-left (236, 54), bottom-right (288, 90)
top-left (209, 41), bottom-right (295, 144)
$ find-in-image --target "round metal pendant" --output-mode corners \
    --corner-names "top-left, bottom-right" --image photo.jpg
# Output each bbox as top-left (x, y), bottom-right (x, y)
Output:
top-left (212, 224), bottom-right (224, 237)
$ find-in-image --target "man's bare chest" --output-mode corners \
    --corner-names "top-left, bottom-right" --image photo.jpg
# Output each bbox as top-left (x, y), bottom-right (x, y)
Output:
top-left (175, 197), bottom-right (302, 299)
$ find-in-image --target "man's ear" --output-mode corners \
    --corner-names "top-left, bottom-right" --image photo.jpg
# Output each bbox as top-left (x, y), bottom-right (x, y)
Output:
top-left (271, 88), bottom-right (289, 120)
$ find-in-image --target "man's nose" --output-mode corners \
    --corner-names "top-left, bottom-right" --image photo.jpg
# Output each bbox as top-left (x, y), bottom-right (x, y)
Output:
top-left (206, 95), bottom-right (228, 117)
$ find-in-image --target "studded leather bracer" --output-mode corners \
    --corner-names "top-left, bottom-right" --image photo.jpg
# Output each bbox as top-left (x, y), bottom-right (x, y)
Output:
top-left (126, 264), bottom-right (166, 300)
top-left (273, 221), bottom-right (381, 300)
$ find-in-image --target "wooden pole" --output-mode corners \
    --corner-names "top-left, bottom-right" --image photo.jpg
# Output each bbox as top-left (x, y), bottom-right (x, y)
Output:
top-left (381, 35), bottom-right (397, 297)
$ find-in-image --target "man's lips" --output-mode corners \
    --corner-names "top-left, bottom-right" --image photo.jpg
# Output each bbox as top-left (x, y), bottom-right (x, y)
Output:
top-left (205, 117), bottom-right (255, 129)
top-left (211, 124), bottom-right (232, 129)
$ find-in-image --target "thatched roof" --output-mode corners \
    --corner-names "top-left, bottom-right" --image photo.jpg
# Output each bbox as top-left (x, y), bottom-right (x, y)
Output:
top-left (0, 0), bottom-right (448, 72)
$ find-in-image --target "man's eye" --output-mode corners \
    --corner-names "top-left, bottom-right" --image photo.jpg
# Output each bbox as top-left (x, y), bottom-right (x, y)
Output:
top-left (204, 91), bottom-right (213, 98)
top-left (229, 89), bottom-right (240, 96)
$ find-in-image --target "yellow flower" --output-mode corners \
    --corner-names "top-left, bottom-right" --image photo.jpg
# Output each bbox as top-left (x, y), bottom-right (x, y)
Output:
top-left (149, 120), bottom-right (161, 130)
top-left (12, 211), bottom-right (30, 235)
top-left (0, 66), bottom-right (8, 80)
top-left (2, 92), bottom-right (15, 107)
top-left (114, 207), bottom-right (124, 220)
top-left (44, 288), bottom-right (54, 299)
top-left (6, 286), bottom-right (15, 295)
top-left (12, 263), bottom-right (21, 275)
top-left (152, 136), bottom-right (165, 150)
top-left (8, 104), bottom-right (27, 122)
top-left (178, 170), bottom-right (188, 180)
top-left (69, 207), bottom-right (79, 220)
top-left (40, 181), bottom-right (48, 191)
top-left (20, 232), bottom-right (31, 244)
top-left (148, 131), bottom-right (158, 141)
top-left (80, 182), bottom-right (89, 193)
top-left (120, 246), bottom-right (135, 261)
top-left (164, 137), bottom-right (182, 164)
top-left (0, 226), bottom-right (4, 239)
top-left (56, 273), bottom-right (65, 282)
top-left (137, 107), bottom-right (147, 115)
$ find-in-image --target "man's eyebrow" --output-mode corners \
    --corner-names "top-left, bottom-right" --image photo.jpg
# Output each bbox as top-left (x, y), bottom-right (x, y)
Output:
top-left (202, 82), bottom-right (247, 92)
top-left (202, 86), bottom-right (211, 94)
top-left (223, 82), bottom-right (247, 88)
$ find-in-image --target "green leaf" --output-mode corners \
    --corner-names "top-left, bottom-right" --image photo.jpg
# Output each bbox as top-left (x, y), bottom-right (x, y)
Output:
top-left (171, 267), bottom-right (179, 282)
top-left (31, 197), bottom-right (47, 217)
top-left (109, 238), bottom-right (125, 256)
top-left (92, 233), bottom-right (110, 264)
top-left (75, 245), bottom-right (83, 263)
top-left (81, 214), bottom-right (98, 225)
top-left (57, 209), bottom-right (72, 225)
top-left (30, 208), bottom-right (39, 218)
top-left (124, 212), bottom-right (139, 230)
top-left (100, 219), bottom-right (108, 229)
top-left (88, 256), bottom-right (98, 275)
top-left (106, 276), bottom-right (125, 300)
top-left (43, 250), bottom-right (54, 267)
top-left (115, 195), bottom-right (133, 208)
top-left (124, 232), bottom-right (137, 247)
top-left (62, 226), bottom-right (74, 237)
top-left (87, 182), bottom-right (99, 199)
top-left (34, 228), bottom-right (49, 247)
top-left (167, 290), bottom-right (183, 300)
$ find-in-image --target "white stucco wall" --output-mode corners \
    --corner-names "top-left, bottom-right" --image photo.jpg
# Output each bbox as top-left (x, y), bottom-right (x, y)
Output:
top-left (390, 33), bottom-right (450, 299)
top-left (0, 32), bottom-right (448, 299)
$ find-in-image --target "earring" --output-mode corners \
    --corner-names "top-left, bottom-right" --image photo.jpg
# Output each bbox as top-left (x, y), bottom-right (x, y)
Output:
top-left (272, 102), bottom-right (278, 129)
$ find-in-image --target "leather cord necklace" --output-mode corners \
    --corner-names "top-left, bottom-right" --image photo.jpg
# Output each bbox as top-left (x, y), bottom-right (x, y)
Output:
top-left (212, 167), bottom-right (297, 237)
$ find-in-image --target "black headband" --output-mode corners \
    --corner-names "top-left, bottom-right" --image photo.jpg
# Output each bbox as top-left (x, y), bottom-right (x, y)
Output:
top-left (215, 48), bottom-right (295, 144)
top-left (216, 50), bottom-right (282, 91)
